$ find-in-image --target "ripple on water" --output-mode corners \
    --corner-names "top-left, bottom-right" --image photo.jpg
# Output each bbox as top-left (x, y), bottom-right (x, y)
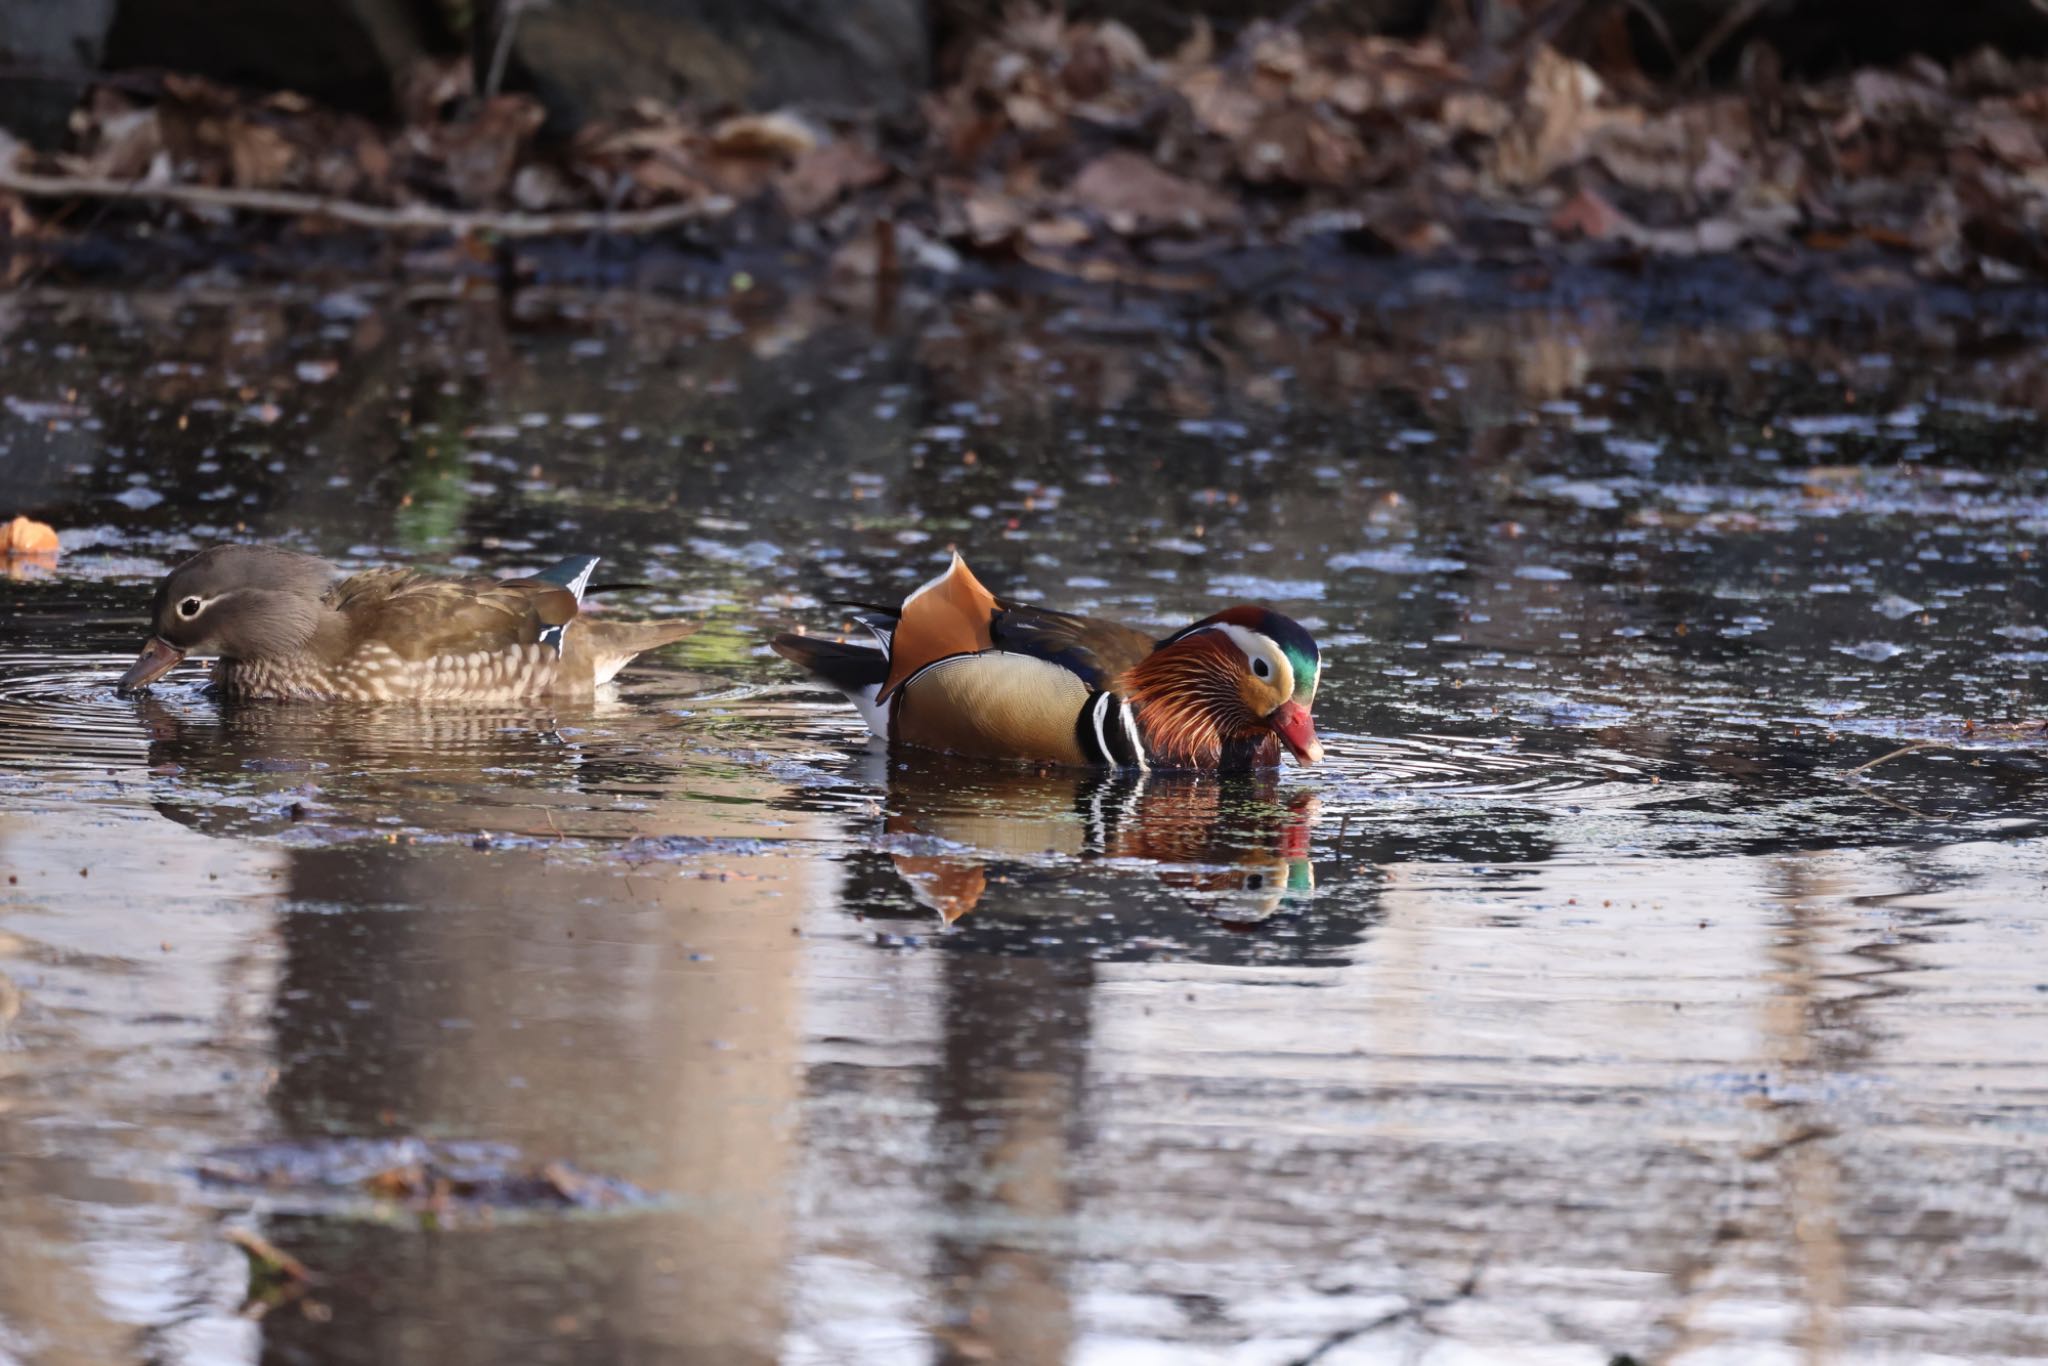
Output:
top-left (0, 652), bottom-right (151, 777)
top-left (1323, 731), bottom-right (1659, 807)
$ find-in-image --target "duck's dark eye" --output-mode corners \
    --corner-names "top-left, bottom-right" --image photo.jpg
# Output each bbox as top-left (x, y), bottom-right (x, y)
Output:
top-left (177, 596), bottom-right (203, 619)
top-left (1253, 657), bottom-right (1271, 678)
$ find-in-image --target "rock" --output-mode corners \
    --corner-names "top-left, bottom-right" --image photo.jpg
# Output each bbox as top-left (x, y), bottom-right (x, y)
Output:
top-left (99, 0), bottom-right (443, 121)
top-left (0, 0), bottom-right (121, 145)
top-left (936, 0), bottom-right (1429, 58)
top-left (507, 0), bottom-right (929, 128)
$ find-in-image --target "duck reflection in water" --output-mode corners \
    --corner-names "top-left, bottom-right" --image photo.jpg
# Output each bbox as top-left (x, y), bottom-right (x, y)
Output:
top-left (126, 691), bottom-right (648, 842)
top-left (876, 764), bottom-right (1321, 926)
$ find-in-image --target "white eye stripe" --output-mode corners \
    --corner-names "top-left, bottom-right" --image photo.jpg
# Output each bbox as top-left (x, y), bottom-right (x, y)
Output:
top-left (1212, 622), bottom-right (1293, 696)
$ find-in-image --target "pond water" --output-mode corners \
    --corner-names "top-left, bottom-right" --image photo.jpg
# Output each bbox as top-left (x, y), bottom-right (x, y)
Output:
top-left (1, 277), bottom-right (2046, 1364)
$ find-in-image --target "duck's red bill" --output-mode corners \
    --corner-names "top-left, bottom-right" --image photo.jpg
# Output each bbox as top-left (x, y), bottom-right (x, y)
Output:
top-left (116, 637), bottom-right (186, 697)
top-left (1269, 701), bottom-right (1324, 766)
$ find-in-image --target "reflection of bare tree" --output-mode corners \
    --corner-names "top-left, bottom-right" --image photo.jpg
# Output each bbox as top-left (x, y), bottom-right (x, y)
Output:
top-left (928, 949), bottom-right (1092, 1366)
top-left (256, 838), bottom-right (814, 1365)
top-left (0, 809), bottom-right (283, 1366)
top-left (1755, 855), bottom-right (1851, 1362)
top-left (123, 686), bottom-right (826, 1365)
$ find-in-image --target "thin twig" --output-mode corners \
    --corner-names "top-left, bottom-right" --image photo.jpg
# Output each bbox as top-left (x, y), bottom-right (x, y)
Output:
top-left (1846, 741), bottom-right (1941, 777)
top-left (1287, 1254), bottom-right (1488, 1366)
top-left (0, 168), bottom-right (731, 238)
top-left (1848, 783), bottom-right (1933, 821)
top-left (1670, 0), bottom-right (1773, 89)
top-left (485, 0), bottom-right (544, 99)
top-left (1613, 0), bottom-right (1681, 68)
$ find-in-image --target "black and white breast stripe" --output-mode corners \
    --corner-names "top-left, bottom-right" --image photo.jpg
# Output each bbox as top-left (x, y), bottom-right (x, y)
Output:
top-left (1077, 690), bottom-right (1150, 769)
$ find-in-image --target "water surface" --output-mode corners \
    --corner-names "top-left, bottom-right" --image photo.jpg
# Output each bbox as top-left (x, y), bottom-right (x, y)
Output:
top-left (2, 281), bottom-right (2046, 1363)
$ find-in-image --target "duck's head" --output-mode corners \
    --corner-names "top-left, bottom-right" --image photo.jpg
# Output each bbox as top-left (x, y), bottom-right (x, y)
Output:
top-left (1129, 606), bottom-right (1325, 767)
top-left (116, 545), bottom-right (337, 696)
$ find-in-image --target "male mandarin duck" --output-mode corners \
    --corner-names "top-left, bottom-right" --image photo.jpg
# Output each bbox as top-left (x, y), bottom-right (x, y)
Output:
top-left (115, 544), bottom-right (697, 701)
top-left (773, 553), bottom-right (1324, 770)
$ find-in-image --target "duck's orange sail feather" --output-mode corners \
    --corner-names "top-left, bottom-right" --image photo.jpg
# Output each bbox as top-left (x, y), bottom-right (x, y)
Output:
top-left (880, 552), bottom-right (998, 701)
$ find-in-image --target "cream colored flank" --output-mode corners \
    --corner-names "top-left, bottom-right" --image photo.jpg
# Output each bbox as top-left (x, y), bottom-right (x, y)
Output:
top-left (894, 652), bottom-right (1092, 763)
top-left (218, 640), bottom-right (567, 703)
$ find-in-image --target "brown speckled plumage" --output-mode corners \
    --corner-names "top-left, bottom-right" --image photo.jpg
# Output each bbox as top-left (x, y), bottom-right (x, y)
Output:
top-left (117, 546), bottom-right (697, 703)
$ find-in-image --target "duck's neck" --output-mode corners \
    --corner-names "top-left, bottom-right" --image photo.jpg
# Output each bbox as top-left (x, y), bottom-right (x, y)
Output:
top-left (1128, 699), bottom-right (1277, 769)
top-left (1122, 632), bottom-right (1268, 770)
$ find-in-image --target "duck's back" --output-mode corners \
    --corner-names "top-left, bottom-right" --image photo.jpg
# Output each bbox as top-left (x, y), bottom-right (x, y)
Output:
top-left (212, 568), bottom-right (569, 702)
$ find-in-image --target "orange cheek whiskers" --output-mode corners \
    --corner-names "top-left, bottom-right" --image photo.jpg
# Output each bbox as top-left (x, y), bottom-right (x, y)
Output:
top-left (1122, 636), bottom-right (1264, 765)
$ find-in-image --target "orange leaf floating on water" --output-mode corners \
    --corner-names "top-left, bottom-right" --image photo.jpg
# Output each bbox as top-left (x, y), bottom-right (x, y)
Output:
top-left (2, 516), bottom-right (59, 556)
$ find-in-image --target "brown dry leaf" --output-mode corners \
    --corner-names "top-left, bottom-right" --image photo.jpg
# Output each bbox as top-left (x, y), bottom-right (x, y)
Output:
top-left (1973, 110), bottom-right (2048, 171)
top-left (1550, 185), bottom-right (1632, 240)
top-left (76, 95), bottom-right (164, 182)
top-left (2, 517), bottom-right (60, 556)
top-left (1440, 90), bottom-right (1511, 140)
top-left (777, 140), bottom-right (888, 218)
top-left (1061, 20), bottom-right (1151, 99)
top-left (362, 1164), bottom-right (426, 1200)
top-left (1069, 150), bottom-right (1237, 234)
top-left (1002, 89), bottom-right (1063, 135)
top-left (512, 163), bottom-right (575, 211)
top-left (1237, 106), bottom-right (1366, 188)
top-left (1852, 67), bottom-right (1949, 122)
top-left (437, 96), bottom-right (545, 204)
top-left (1493, 46), bottom-right (1616, 189)
top-left (226, 120), bottom-right (295, 189)
top-left (1351, 36), bottom-right (1469, 111)
top-left (1023, 215), bottom-right (1092, 249)
top-left (963, 189), bottom-right (1025, 245)
top-left (711, 111), bottom-right (817, 160)
top-left (1177, 67), bottom-right (1263, 142)
top-left (625, 153), bottom-right (707, 202)
top-left (1590, 97), bottom-right (1750, 196)
top-left (1247, 28), bottom-right (1310, 90)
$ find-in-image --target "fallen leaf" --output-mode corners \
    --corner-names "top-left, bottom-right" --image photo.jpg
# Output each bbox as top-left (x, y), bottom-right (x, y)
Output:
top-left (712, 111), bottom-right (817, 160)
top-left (1022, 214), bottom-right (1092, 249)
top-left (1069, 150), bottom-right (1237, 233)
top-left (1550, 185), bottom-right (1631, 240)
top-left (778, 140), bottom-right (888, 218)
top-left (1236, 105), bottom-right (1367, 189)
top-left (1, 517), bottom-right (59, 556)
top-left (226, 119), bottom-right (295, 189)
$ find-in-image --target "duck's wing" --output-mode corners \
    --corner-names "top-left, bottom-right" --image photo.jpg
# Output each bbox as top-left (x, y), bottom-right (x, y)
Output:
top-left (331, 565), bottom-right (583, 661)
top-left (987, 602), bottom-right (1158, 690)
top-left (878, 552), bottom-right (999, 700)
top-left (878, 553), bottom-right (1159, 692)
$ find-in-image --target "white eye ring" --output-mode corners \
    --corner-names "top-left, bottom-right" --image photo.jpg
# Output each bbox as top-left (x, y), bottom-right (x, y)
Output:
top-left (1253, 657), bottom-right (1271, 678)
top-left (177, 596), bottom-right (204, 619)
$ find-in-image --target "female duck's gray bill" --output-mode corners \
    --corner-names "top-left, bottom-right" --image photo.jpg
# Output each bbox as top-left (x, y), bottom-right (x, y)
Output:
top-left (115, 637), bottom-right (187, 697)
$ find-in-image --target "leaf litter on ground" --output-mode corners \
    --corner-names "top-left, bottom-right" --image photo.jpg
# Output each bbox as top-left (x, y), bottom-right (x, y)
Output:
top-left (10, 12), bottom-right (2048, 284)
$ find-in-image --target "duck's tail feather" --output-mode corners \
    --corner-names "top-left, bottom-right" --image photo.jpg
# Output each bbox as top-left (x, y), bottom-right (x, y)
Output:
top-left (577, 618), bottom-right (699, 685)
top-left (532, 555), bottom-right (601, 603)
top-left (772, 633), bottom-right (888, 693)
top-left (773, 633), bottom-right (891, 740)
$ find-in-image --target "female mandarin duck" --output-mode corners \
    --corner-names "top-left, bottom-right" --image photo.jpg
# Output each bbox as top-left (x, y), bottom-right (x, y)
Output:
top-left (115, 544), bottom-right (697, 701)
top-left (774, 553), bottom-right (1324, 770)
